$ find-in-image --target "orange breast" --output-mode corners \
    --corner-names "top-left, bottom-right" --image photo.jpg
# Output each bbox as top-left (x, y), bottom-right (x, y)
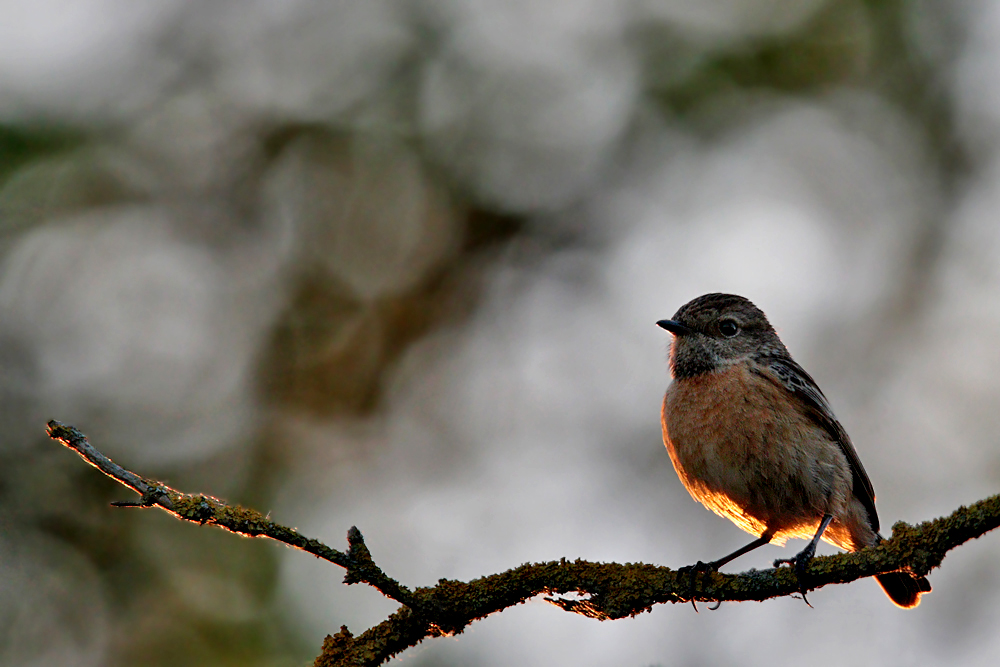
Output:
top-left (661, 363), bottom-right (852, 545)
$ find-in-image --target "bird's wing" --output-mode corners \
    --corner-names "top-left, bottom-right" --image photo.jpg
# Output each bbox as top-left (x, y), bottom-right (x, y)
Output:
top-left (758, 356), bottom-right (879, 532)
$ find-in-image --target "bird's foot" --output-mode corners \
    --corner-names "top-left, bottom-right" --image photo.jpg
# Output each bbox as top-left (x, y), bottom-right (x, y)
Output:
top-left (677, 561), bottom-right (722, 612)
top-left (773, 542), bottom-right (817, 607)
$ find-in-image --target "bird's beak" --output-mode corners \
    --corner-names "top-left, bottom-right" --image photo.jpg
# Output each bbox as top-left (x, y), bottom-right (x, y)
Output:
top-left (656, 319), bottom-right (692, 336)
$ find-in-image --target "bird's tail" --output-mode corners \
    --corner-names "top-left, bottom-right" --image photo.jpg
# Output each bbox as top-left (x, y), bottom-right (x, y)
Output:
top-left (870, 533), bottom-right (931, 608)
top-left (875, 571), bottom-right (932, 609)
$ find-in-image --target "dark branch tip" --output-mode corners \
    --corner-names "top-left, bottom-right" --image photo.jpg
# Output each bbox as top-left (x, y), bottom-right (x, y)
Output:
top-left (46, 420), bottom-right (79, 443)
top-left (343, 527), bottom-right (376, 586)
top-left (110, 500), bottom-right (149, 508)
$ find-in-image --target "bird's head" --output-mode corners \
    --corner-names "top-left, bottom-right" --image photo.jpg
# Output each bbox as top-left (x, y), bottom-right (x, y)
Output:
top-left (657, 293), bottom-right (788, 379)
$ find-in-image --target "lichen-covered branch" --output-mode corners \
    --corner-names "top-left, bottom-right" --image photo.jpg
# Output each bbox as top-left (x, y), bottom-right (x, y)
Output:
top-left (47, 420), bottom-right (1000, 667)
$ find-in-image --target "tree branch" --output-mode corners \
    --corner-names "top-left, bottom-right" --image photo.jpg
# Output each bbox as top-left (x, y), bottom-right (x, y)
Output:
top-left (45, 420), bottom-right (418, 609)
top-left (47, 420), bottom-right (1000, 667)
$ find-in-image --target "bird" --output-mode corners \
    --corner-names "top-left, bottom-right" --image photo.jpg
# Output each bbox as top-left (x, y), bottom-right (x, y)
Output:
top-left (657, 292), bottom-right (930, 608)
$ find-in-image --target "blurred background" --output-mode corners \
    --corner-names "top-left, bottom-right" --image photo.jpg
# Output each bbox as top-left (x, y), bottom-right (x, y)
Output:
top-left (1, 0), bottom-right (999, 665)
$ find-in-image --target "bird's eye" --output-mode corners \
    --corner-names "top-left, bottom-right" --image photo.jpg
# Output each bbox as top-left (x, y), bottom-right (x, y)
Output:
top-left (719, 319), bottom-right (740, 337)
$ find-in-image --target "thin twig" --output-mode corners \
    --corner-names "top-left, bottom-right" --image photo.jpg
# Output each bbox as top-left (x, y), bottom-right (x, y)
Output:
top-left (46, 420), bottom-right (417, 608)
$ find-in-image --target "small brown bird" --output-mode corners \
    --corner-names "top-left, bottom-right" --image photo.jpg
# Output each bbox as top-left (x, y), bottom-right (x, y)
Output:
top-left (658, 293), bottom-right (930, 608)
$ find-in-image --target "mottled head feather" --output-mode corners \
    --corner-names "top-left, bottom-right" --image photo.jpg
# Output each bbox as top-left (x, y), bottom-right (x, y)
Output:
top-left (662, 293), bottom-right (789, 379)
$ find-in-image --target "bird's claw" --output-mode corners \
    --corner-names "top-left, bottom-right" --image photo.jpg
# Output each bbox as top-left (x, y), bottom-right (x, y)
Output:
top-left (773, 542), bottom-right (817, 607)
top-left (677, 561), bottom-right (721, 612)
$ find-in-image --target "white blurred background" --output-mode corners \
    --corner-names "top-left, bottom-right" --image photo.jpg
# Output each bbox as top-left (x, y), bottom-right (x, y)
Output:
top-left (1, 1), bottom-right (998, 665)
